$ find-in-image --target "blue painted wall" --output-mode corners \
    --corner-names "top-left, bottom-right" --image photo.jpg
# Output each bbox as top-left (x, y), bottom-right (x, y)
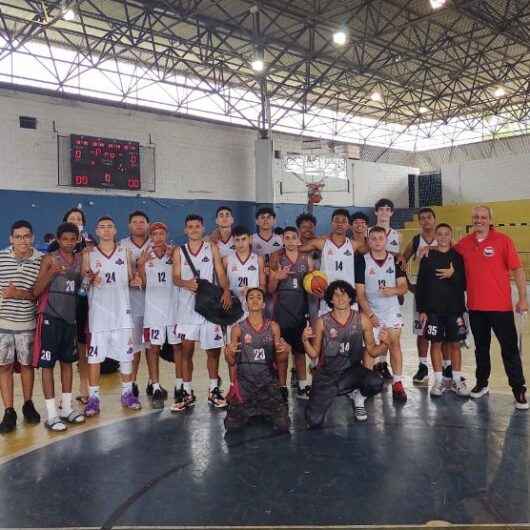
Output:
top-left (0, 189), bottom-right (416, 246)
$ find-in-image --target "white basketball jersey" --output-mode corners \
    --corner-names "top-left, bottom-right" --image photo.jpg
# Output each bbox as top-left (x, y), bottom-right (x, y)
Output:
top-left (416, 234), bottom-right (437, 257)
top-left (252, 233), bottom-right (283, 257)
top-left (363, 252), bottom-right (400, 317)
top-left (88, 245), bottom-right (132, 332)
top-left (321, 238), bottom-right (355, 286)
top-left (120, 236), bottom-right (150, 319)
top-left (144, 251), bottom-right (178, 328)
top-left (385, 228), bottom-right (400, 255)
top-left (226, 252), bottom-right (260, 305)
top-left (217, 235), bottom-right (236, 258)
top-left (177, 241), bottom-right (214, 325)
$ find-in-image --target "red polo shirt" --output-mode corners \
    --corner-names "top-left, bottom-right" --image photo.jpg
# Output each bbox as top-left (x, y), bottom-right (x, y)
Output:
top-left (454, 228), bottom-right (521, 311)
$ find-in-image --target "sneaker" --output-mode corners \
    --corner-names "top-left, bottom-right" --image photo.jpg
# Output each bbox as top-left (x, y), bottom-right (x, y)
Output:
top-left (0, 408), bottom-right (17, 434)
top-left (170, 387), bottom-right (186, 413)
top-left (183, 389), bottom-right (196, 407)
top-left (430, 380), bottom-right (445, 397)
top-left (146, 382), bottom-right (168, 399)
top-left (353, 404), bottom-right (368, 422)
top-left (452, 378), bottom-right (470, 397)
top-left (513, 387), bottom-right (529, 410)
top-left (392, 381), bottom-right (407, 403)
top-left (412, 363), bottom-right (429, 384)
top-left (208, 387), bottom-right (227, 408)
top-left (290, 368), bottom-right (298, 388)
top-left (296, 385), bottom-right (311, 400)
top-left (45, 417), bottom-right (67, 432)
top-left (22, 400), bottom-right (40, 424)
top-left (470, 384), bottom-right (489, 399)
top-left (151, 389), bottom-right (165, 409)
top-left (132, 382), bottom-right (139, 398)
top-left (84, 396), bottom-right (101, 417)
top-left (280, 386), bottom-right (289, 403)
top-left (377, 362), bottom-right (393, 381)
top-left (121, 391), bottom-right (142, 410)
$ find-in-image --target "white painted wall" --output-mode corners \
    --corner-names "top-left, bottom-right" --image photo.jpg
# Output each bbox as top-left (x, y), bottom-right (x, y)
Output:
top-left (0, 89), bottom-right (256, 201)
top-left (442, 154), bottom-right (530, 204)
top-left (350, 160), bottom-right (418, 208)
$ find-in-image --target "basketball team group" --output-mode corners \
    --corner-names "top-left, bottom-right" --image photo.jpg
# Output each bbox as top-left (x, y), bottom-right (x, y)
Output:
top-left (0, 198), bottom-right (527, 435)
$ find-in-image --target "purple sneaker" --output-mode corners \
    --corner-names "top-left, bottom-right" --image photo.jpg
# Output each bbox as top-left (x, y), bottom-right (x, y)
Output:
top-left (84, 396), bottom-right (100, 417)
top-left (121, 391), bottom-right (141, 410)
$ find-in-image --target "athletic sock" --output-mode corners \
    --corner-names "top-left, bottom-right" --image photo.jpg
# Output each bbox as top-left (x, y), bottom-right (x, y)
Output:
top-left (209, 379), bottom-right (219, 392)
top-left (298, 379), bottom-right (308, 390)
top-left (89, 386), bottom-right (100, 399)
top-left (183, 381), bottom-right (192, 393)
top-left (121, 382), bottom-right (133, 395)
top-left (453, 371), bottom-right (463, 383)
top-left (434, 371), bottom-right (443, 384)
top-left (152, 382), bottom-right (161, 391)
top-left (393, 375), bottom-right (402, 384)
top-left (61, 393), bottom-right (73, 416)
top-left (45, 398), bottom-right (57, 420)
top-left (442, 359), bottom-right (451, 369)
top-left (175, 378), bottom-right (183, 390)
top-left (419, 356), bottom-right (428, 366)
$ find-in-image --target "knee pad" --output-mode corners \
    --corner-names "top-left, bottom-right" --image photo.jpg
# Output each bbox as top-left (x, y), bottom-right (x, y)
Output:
top-left (120, 361), bottom-right (133, 375)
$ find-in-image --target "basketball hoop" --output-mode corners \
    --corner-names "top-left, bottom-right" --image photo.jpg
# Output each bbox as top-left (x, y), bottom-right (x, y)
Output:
top-left (306, 180), bottom-right (325, 213)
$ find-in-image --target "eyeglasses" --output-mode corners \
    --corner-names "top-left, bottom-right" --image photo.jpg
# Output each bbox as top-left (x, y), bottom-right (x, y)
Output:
top-left (12, 234), bottom-right (33, 241)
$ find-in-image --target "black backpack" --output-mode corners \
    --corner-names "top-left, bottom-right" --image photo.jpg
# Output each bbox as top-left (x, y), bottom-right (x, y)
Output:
top-left (180, 245), bottom-right (244, 326)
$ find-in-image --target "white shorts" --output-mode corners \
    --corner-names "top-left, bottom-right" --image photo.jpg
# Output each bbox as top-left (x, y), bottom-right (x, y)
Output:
top-left (178, 321), bottom-right (225, 350)
top-left (88, 329), bottom-right (134, 364)
top-left (143, 324), bottom-right (182, 346)
top-left (374, 308), bottom-right (404, 330)
top-left (131, 317), bottom-right (148, 352)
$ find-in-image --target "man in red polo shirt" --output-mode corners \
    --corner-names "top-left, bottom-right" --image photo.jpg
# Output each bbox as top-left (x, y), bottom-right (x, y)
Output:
top-left (454, 205), bottom-right (528, 409)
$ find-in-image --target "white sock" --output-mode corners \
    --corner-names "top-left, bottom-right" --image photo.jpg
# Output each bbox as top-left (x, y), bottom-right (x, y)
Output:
top-left (45, 398), bottom-right (57, 420)
top-left (352, 389), bottom-right (366, 407)
top-left (153, 382), bottom-right (161, 391)
top-left (419, 357), bottom-right (428, 366)
top-left (88, 386), bottom-right (100, 399)
top-left (209, 379), bottom-right (219, 392)
top-left (183, 381), bottom-right (192, 393)
top-left (298, 379), bottom-right (308, 390)
top-left (175, 378), bottom-right (183, 389)
top-left (443, 360), bottom-right (451, 369)
top-left (393, 374), bottom-right (402, 384)
top-left (453, 371), bottom-right (463, 383)
top-left (61, 393), bottom-right (73, 415)
top-left (377, 356), bottom-right (386, 364)
top-left (121, 382), bottom-right (132, 395)
top-left (434, 371), bottom-right (443, 384)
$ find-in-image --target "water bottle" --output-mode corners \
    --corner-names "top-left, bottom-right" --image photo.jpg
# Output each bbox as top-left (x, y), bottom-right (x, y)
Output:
top-left (78, 276), bottom-right (91, 297)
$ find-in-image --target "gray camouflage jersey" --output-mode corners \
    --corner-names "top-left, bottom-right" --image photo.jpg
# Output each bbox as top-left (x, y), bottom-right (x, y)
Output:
top-left (42, 252), bottom-right (82, 324)
top-left (321, 310), bottom-right (364, 370)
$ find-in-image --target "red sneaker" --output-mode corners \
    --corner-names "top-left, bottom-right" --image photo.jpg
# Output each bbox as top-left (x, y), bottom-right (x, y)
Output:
top-left (392, 381), bottom-right (407, 403)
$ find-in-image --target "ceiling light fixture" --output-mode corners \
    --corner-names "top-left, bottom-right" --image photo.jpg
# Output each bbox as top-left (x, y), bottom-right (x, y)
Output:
top-left (370, 90), bottom-right (383, 102)
top-left (419, 106), bottom-right (429, 114)
top-left (430, 0), bottom-right (447, 9)
top-left (493, 86), bottom-right (506, 98)
top-left (332, 30), bottom-right (347, 46)
top-left (251, 58), bottom-right (264, 72)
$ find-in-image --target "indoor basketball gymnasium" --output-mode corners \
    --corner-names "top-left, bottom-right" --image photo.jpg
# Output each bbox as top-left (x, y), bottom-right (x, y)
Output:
top-left (0, 1), bottom-right (529, 529)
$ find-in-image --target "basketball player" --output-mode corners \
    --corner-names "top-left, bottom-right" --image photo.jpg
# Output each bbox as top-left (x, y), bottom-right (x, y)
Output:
top-left (355, 226), bottom-right (408, 402)
top-left (120, 210), bottom-right (151, 398)
top-left (350, 212), bottom-right (369, 249)
top-left (302, 280), bottom-right (387, 427)
top-left (269, 226), bottom-right (314, 399)
top-left (82, 216), bottom-right (142, 416)
top-left (299, 209), bottom-right (360, 315)
top-left (252, 207), bottom-right (283, 258)
top-left (373, 198), bottom-right (401, 256)
top-left (224, 287), bottom-right (290, 433)
top-left (33, 223), bottom-right (85, 430)
top-left (137, 222), bottom-right (179, 409)
top-left (416, 223), bottom-right (469, 397)
top-left (172, 214), bottom-right (231, 411)
top-left (209, 206), bottom-right (236, 258)
top-left (399, 207), bottom-right (438, 384)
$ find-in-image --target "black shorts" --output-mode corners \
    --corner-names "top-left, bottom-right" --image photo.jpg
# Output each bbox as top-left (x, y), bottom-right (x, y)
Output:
top-left (281, 325), bottom-right (305, 354)
top-left (38, 316), bottom-right (78, 369)
top-left (424, 313), bottom-right (467, 343)
top-left (76, 296), bottom-right (89, 344)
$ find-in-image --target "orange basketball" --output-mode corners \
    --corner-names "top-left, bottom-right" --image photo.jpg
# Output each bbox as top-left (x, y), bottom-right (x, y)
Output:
top-left (304, 271), bottom-right (328, 295)
top-left (311, 274), bottom-right (328, 294)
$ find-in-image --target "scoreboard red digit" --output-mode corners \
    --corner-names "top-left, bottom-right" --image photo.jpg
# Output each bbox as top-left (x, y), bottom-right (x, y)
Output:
top-left (71, 135), bottom-right (141, 190)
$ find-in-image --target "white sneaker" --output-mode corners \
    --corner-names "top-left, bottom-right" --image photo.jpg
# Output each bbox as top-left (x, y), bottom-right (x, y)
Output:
top-left (452, 379), bottom-right (470, 397)
top-left (351, 389), bottom-right (368, 422)
top-left (470, 384), bottom-right (489, 399)
top-left (430, 380), bottom-right (445, 397)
